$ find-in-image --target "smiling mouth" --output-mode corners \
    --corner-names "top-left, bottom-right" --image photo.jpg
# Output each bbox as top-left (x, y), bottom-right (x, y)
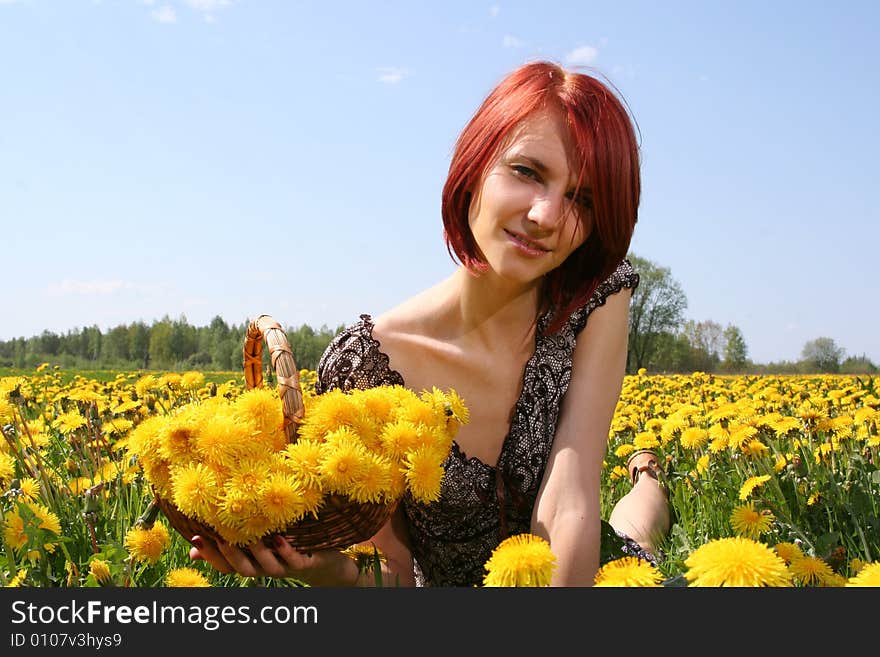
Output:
top-left (504, 229), bottom-right (550, 253)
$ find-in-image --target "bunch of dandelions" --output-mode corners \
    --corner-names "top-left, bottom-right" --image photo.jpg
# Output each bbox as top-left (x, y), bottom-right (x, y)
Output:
top-left (128, 384), bottom-right (468, 547)
top-left (482, 534), bottom-right (557, 587)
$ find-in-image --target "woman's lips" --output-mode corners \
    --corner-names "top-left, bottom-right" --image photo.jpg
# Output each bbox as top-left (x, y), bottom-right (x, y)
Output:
top-left (505, 229), bottom-right (549, 256)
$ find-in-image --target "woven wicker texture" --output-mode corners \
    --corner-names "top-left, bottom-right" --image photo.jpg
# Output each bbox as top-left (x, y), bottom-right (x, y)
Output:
top-left (155, 314), bottom-right (397, 552)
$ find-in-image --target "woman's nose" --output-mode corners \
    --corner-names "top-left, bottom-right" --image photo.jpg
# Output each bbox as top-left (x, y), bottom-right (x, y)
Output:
top-left (526, 193), bottom-right (565, 229)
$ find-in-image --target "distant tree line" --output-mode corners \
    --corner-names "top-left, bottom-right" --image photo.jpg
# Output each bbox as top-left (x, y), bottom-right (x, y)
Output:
top-left (626, 254), bottom-right (878, 375)
top-left (0, 315), bottom-right (344, 373)
top-left (2, 255), bottom-right (876, 376)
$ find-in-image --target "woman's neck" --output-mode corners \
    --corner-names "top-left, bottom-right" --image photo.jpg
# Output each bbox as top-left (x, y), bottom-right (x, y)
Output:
top-left (443, 267), bottom-right (542, 353)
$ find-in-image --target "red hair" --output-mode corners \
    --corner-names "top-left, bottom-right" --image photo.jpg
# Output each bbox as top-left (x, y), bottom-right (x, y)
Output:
top-left (441, 60), bottom-right (641, 334)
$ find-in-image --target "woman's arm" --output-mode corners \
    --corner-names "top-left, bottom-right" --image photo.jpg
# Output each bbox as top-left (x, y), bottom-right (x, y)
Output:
top-left (531, 286), bottom-right (632, 586)
top-left (189, 504), bottom-right (416, 587)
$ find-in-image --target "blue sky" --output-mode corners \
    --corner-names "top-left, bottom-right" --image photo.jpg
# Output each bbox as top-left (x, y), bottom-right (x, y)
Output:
top-left (2, 0), bottom-right (878, 365)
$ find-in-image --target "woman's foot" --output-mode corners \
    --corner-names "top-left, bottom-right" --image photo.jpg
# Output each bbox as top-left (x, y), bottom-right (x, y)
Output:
top-left (609, 449), bottom-right (671, 560)
top-left (626, 449), bottom-right (666, 493)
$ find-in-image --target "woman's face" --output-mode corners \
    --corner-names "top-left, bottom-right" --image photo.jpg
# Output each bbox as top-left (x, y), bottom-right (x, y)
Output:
top-left (467, 110), bottom-right (592, 288)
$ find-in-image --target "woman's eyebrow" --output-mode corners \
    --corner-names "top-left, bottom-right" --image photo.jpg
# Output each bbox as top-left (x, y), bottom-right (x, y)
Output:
top-left (510, 152), bottom-right (549, 173)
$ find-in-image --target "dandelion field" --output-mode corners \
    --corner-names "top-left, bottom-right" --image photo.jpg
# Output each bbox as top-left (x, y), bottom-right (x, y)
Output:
top-left (1, 364), bottom-right (878, 587)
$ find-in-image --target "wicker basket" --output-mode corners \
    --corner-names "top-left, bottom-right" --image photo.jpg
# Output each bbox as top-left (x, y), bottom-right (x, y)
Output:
top-left (153, 314), bottom-right (398, 552)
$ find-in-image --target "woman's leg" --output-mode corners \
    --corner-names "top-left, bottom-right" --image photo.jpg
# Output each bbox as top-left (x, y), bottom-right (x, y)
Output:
top-left (607, 450), bottom-right (671, 558)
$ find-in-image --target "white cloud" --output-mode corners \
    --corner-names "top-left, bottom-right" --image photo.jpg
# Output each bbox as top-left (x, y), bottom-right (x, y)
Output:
top-left (489, 4), bottom-right (500, 17)
top-left (152, 5), bottom-right (177, 23)
top-left (502, 34), bottom-right (524, 48)
top-left (377, 67), bottom-right (409, 84)
top-left (565, 45), bottom-right (599, 66)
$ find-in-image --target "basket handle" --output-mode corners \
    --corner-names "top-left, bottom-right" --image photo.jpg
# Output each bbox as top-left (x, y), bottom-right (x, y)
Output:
top-left (243, 314), bottom-right (305, 443)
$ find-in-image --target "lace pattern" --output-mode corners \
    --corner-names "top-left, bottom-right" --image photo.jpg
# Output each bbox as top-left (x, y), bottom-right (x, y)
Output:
top-left (316, 259), bottom-right (640, 586)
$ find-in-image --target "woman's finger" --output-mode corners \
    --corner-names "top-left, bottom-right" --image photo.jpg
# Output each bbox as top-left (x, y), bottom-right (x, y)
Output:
top-left (248, 538), bottom-right (291, 578)
top-left (188, 535), bottom-right (234, 574)
top-left (215, 540), bottom-right (262, 578)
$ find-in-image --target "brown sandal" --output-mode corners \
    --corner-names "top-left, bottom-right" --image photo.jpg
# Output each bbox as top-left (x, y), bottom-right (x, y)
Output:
top-left (626, 449), bottom-right (667, 490)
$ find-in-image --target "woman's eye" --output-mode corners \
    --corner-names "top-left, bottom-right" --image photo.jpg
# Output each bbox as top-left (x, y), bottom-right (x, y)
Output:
top-left (565, 190), bottom-right (593, 210)
top-left (512, 164), bottom-right (539, 180)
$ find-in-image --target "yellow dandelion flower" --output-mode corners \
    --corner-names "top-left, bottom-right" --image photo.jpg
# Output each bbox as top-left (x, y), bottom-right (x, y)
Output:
top-left (684, 537), bottom-right (792, 587)
top-left (380, 420), bottom-right (423, 459)
top-left (730, 502), bottom-right (774, 539)
top-left (396, 395), bottom-right (445, 430)
top-left (126, 414), bottom-right (168, 462)
top-left (695, 454), bottom-right (711, 476)
top-left (789, 555), bottom-right (835, 587)
top-left (847, 562), bottom-right (880, 587)
top-left (742, 439), bottom-right (769, 457)
top-left (236, 512), bottom-right (277, 546)
top-left (773, 455), bottom-right (787, 473)
top-left (258, 473), bottom-right (306, 527)
top-left (854, 406), bottom-right (877, 425)
top-left (445, 388), bottom-right (470, 425)
top-left (166, 567), bottom-right (211, 587)
top-left (89, 559), bottom-right (112, 585)
top-left (849, 558), bottom-right (866, 575)
top-left (823, 573), bottom-right (847, 587)
top-left (234, 387), bottom-right (286, 453)
top-left (299, 389), bottom-right (363, 441)
top-left (7, 568), bottom-right (28, 587)
top-left (0, 452), bottom-right (15, 485)
top-left (30, 503), bottom-right (62, 535)
top-left (171, 464), bottom-right (220, 522)
top-left (341, 543), bottom-right (387, 573)
top-left (355, 387), bottom-right (398, 426)
top-left (483, 533), bottom-right (556, 587)
top-left (124, 522), bottom-right (170, 564)
top-left (141, 456), bottom-right (173, 500)
top-left (771, 416), bottom-right (801, 437)
top-left (774, 542), bottom-right (804, 564)
top-left (51, 410), bottom-right (88, 435)
top-left (738, 474), bottom-right (772, 501)
top-left (17, 477), bottom-right (40, 502)
top-left (633, 431), bottom-right (660, 450)
top-left (348, 453), bottom-right (394, 504)
top-left (593, 556), bottom-right (664, 587)
top-left (102, 417), bottom-right (134, 439)
top-left (2, 509), bottom-right (27, 550)
top-left (214, 486), bottom-right (258, 531)
top-left (194, 407), bottom-right (254, 466)
top-left (224, 456), bottom-right (275, 496)
top-left (111, 399), bottom-right (141, 415)
top-left (297, 483), bottom-right (326, 519)
top-left (679, 427), bottom-right (709, 449)
top-left (180, 371), bottom-right (206, 392)
top-left (403, 445), bottom-right (445, 504)
top-left (728, 424), bottom-right (758, 450)
top-left (319, 432), bottom-right (369, 494)
top-left (283, 439), bottom-right (325, 488)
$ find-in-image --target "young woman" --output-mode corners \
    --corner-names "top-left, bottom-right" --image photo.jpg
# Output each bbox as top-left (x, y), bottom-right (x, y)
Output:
top-left (190, 60), bottom-right (670, 586)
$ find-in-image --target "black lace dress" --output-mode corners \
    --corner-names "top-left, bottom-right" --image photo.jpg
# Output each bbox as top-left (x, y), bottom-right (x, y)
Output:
top-left (315, 259), bottom-right (653, 586)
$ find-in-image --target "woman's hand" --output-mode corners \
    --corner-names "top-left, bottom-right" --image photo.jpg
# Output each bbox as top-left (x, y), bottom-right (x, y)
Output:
top-left (188, 534), bottom-right (356, 585)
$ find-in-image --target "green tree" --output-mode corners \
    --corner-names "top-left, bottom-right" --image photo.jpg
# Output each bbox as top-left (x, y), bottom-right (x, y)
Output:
top-left (128, 321), bottom-right (150, 368)
top-left (627, 254), bottom-right (688, 373)
top-left (840, 355), bottom-right (878, 374)
top-left (722, 324), bottom-right (748, 371)
top-left (105, 325), bottom-right (131, 362)
top-left (801, 337), bottom-right (845, 373)
top-left (148, 317), bottom-right (174, 368)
